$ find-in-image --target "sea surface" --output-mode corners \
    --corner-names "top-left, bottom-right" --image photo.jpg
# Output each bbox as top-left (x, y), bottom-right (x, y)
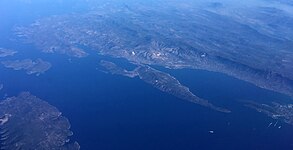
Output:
top-left (0, 2), bottom-right (293, 150)
top-left (1, 41), bottom-right (293, 149)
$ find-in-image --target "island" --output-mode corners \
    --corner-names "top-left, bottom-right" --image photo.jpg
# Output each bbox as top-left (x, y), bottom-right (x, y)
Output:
top-left (1, 58), bottom-right (51, 76)
top-left (0, 92), bottom-right (80, 149)
top-left (0, 48), bottom-right (17, 58)
top-left (100, 60), bottom-right (230, 113)
top-left (244, 101), bottom-right (293, 126)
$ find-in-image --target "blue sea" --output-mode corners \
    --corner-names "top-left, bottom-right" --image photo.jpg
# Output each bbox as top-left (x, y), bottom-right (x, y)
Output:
top-left (0, 2), bottom-right (293, 150)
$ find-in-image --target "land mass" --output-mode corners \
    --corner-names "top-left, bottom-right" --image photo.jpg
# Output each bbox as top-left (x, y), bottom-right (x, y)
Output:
top-left (14, 2), bottom-right (293, 98)
top-left (0, 92), bottom-right (80, 150)
top-left (0, 48), bottom-right (17, 58)
top-left (100, 60), bottom-right (230, 113)
top-left (1, 58), bottom-right (51, 76)
top-left (244, 101), bottom-right (293, 126)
